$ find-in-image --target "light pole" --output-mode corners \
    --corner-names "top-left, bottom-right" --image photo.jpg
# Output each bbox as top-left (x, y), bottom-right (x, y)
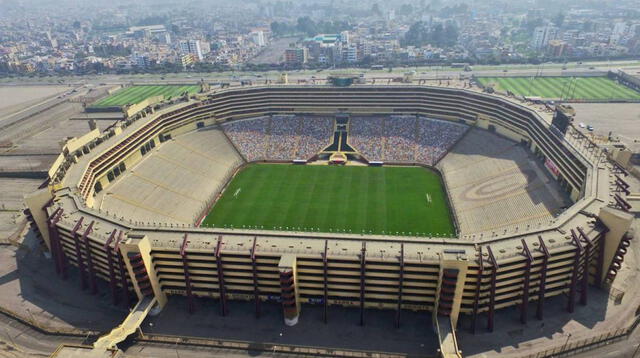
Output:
top-left (562, 333), bottom-right (572, 352)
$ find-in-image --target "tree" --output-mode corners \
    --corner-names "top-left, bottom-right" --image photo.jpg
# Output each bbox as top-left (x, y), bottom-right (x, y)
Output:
top-left (398, 4), bottom-right (414, 16)
top-left (296, 17), bottom-right (318, 36)
top-left (371, 3), bottom-right (382, 16)
top-left (402, 21), bottom-right (458, 48)
top-left (402, 21), bottom-right (428, 47)
top-left (443, 21), bottom-right (459, 47)
top-left (553, 12), bottom-right (565, 27)
top-left (522, 17), bottom-right (544, 33)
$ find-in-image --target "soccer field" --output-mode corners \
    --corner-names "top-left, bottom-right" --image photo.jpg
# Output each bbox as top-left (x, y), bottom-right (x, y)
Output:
top-left (476, 76), bottom-right (640, 101)
top-left (202, 164), bottom-right (456, 237)
top-left (92, 85), bottom-right (200, 107)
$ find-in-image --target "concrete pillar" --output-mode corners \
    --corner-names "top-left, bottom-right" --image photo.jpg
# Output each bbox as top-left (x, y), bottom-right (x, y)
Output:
top-left (598, 207), bottom-right (634, 285)
top-left (24, 188), bottom-right (55, 251)
top-left (278, 254), bottom-right (300, 326)
top-left (119, 234), bottom-right (167, 310)
top-left (434, 250), bottom-right (469, 329)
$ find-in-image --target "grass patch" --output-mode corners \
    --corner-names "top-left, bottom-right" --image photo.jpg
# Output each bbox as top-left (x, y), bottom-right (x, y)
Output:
top-left (92, 85), bottom-right (200, 107)
top-left (202, 164), bottom-right (456, 237)
top-left (476, 76), bottom-right (640, 101)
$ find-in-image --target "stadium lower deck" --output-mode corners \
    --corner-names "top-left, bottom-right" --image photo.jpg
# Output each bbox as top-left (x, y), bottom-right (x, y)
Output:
top-left (30, 85), bottom-right (635, 354)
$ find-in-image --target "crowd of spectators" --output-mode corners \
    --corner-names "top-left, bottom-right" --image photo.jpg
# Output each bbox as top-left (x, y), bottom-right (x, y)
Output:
top-left (223, 115), bottom-right (334, 161)
top-left (415, 117), bottom-right (468, 165)
top-left (222, 116), bottom-right (269, 162)
top-left (385, 115), bottom-right (417, 162)
top-left (267, 115), bottom-right (299, 160)
top-left (223, 114), bottom-right (466, 165)
top-left (349, 116), bottom-right (385, 160)
top-left (296, 117), bottom-right (334, 159)
top-left (349, 115), bottom-right (468, 165)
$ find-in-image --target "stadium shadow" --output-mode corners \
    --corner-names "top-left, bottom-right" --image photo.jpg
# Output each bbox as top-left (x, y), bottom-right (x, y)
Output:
top-left (456, 286), bottom-right (609, 356)
top-left (8, 231), bottom-right (128, 333)
top-left (444, 128), bottom-right (571, 222)
top-left (142, 296), bottom-right (440, 356)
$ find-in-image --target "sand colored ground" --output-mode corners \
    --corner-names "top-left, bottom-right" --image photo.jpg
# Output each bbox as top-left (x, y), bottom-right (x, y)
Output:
top-left (0, 85), bottom-right (70, 118)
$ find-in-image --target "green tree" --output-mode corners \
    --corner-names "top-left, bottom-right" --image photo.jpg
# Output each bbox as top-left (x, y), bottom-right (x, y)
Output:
top-left (296, 17), bottom-right (318, 36)
top-left (553, 12), bottom-right (565, 27)
top-left (402, 21), bottom-right (458, 48)
top-left (371, 3), bottom-right (382, 16)
top-left (398, 4), bottom-right (414, 16)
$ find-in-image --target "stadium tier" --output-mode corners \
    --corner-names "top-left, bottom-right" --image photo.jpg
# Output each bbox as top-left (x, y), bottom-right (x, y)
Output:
top-left (26, 85), bottom-right (634, 347)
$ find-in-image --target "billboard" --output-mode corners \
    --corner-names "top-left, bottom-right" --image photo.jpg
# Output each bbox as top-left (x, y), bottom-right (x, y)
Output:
top-left (545, 158), bottom-right (560, 178)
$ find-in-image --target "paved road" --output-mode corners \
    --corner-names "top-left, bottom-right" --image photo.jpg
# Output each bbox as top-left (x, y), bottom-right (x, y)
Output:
top-left (0, 311), bottom-right (85, 357)
top-left (0, 309), bottom-right (373, 358)
top-left (1, 59), bottom-right (638, 86)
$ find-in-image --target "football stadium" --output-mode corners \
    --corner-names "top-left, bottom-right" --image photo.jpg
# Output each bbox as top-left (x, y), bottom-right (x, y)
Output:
top-left (25, 83), bottom-right (635, 356)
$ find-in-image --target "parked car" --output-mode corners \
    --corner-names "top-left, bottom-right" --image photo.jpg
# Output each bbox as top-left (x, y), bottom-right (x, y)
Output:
top-left (579, 122), bottom-right (586, 128)
top-left (587, 125), bottom-right (594, 131)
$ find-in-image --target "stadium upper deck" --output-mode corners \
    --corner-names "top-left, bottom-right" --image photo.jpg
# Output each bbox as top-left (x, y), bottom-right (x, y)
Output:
top-left (27, 85), bottom-right (634, 349)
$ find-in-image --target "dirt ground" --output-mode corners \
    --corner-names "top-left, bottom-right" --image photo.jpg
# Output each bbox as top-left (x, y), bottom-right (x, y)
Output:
top-left (0, 85), bottom-right (70, 118)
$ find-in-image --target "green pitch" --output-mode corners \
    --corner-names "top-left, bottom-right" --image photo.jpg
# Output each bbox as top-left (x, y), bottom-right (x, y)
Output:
top-left (476, 76), bottom-right (640, 101)
top-left (92, 85), bottom-right (200, 107)
top-left (202, 164), bottom-right (456, 237)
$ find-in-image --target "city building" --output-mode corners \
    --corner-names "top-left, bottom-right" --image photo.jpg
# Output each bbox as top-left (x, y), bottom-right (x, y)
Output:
top-left (532, 26), bottom-right (558, 50)
top-left (250, 31), bottom-right (266, 47)
top-left (547, 40), bottom-right (568, 57)
top-left (179, 40), bottom-right (203, 61)
top-left (180, 53), bottom-right (196, 67)
top-left (284, 47), bottom-right (308, 65)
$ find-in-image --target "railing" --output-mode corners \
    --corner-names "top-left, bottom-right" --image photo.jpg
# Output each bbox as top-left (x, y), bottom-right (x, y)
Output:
top-left (137, 332), bottom-right (423, 358)
top-left (0, 302), bottom-right (99, 338)
top-left (518, 313), bottom-right (640, 358)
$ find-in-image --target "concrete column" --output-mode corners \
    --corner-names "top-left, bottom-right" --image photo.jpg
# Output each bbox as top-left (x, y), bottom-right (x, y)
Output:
top-left (119, 234), bottom-right (167, 311)
top-left (278, 254), bottom-right (300, 326)
top-left (598, 207), bottom-right (634, 285)
top-left (24, 188), bottom-right (55, 251)
top-left (434, 250), bottom-right (469, 329)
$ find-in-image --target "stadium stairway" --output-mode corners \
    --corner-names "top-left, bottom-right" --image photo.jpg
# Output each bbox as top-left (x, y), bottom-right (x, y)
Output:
top-left (436, 315), bottom-right (462, 358)
top-left (93, 296), bottom-right (157, 350)
top-left (380, 117), bottom-right (388, 161)
top-left (293, 116), bottom-right (304, 157)
top-left (264, 115), bottom-right (273, 158)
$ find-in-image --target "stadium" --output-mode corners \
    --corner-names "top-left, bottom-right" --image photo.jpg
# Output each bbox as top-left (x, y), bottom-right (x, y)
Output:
top-left (25, 84), bottom-right (635, 356)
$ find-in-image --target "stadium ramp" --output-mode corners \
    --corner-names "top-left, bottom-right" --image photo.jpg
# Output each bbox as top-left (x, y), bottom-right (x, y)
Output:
top-left (436, 315), bottom-right (463, 358)
top-left (93, 296), bottom-right (157, 350)
top-left (627, 193), bottom-right (640, 213)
